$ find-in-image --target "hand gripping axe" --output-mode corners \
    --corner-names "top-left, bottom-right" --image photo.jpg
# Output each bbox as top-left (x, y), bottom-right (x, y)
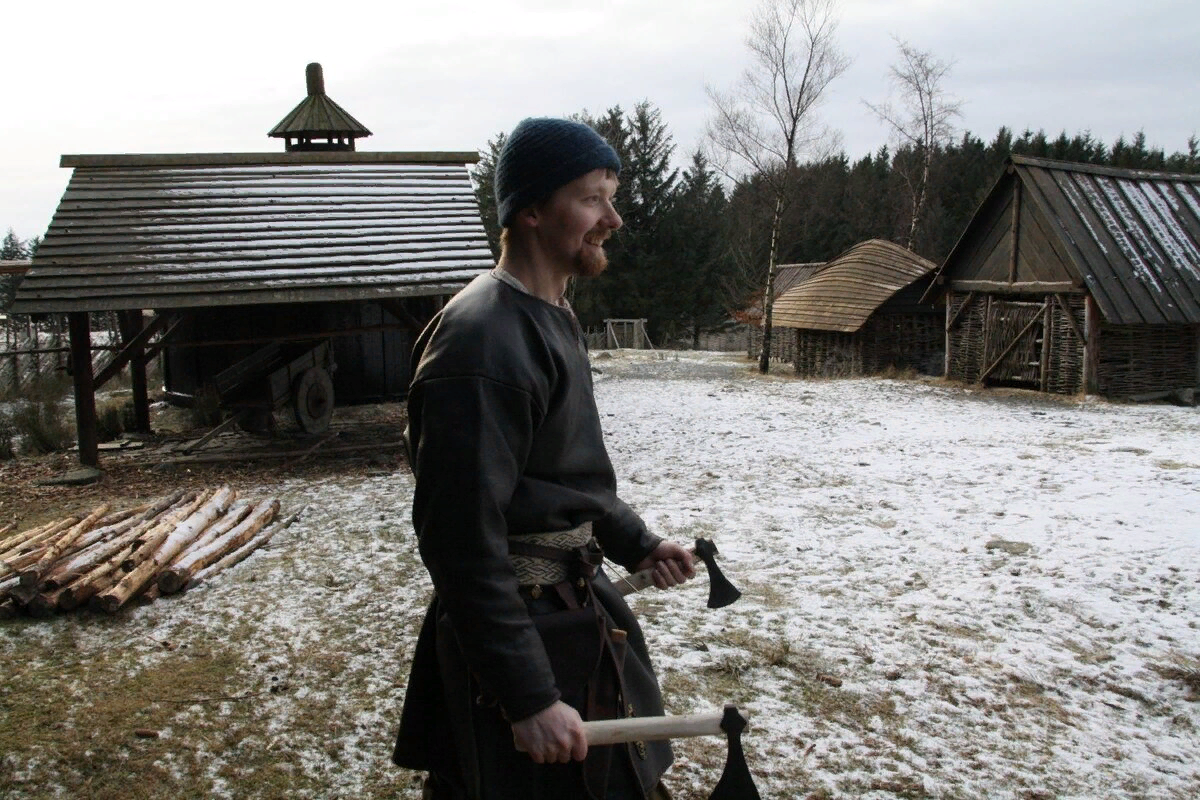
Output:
top-left (616, 538), bottom-right (742, 608)
top-left (583, 705), bottom-right (761, 800)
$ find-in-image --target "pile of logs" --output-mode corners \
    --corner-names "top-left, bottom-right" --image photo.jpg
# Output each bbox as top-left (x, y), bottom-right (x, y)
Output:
top-left (0, 487), bottom-right (300, 617)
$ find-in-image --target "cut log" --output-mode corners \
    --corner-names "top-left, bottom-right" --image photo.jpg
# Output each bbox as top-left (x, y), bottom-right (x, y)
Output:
top-left (122, 491), bottom-right (210, 570)
top-left (0, 517), bottom-right (82, 568)
top-left (0, 520), bottom-right (57, 559)
top-left (97, 488), bottom-right (234, 613)
top-left (159, 498), bottom-right (277, 594)
top-left (186, 505), bottom-right (298, 590)
top-left (170, 500), bottom-right (253, 565)
top-left (20, 504), bottom-right (112, 588)
top-left (43, 493), bottom-right (195, 591)
top-left (27, 586), bottom-right (69, 618)
top-left (57, 543), bottom-right (137, 611)
top-left (0, 521), bottom-right (15, 538)
top-left (41, 526), bottom-right (146, 591)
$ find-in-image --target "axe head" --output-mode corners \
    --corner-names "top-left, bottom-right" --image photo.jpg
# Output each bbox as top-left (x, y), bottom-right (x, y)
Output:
top-left (710, 705), bottom-right (761, 800)
top-left (694, 538), bottom-right (741, 609)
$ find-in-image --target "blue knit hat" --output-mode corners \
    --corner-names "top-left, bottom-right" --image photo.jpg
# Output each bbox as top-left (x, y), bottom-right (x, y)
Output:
top-left (494, 117), bottom-right (622, 228)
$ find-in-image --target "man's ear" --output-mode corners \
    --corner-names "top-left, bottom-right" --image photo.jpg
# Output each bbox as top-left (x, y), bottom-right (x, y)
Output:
top-left (516, 205), bottom-right (540, 229)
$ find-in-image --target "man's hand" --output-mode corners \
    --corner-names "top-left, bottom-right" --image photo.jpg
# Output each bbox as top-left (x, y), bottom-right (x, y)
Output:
top-left (512, 700), bottom-right (588, 764)
top-left (632, 540), bottom-right (696, 590)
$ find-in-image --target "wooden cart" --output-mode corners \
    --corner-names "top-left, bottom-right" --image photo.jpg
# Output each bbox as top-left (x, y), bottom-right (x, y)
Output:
top-left (210, 339), bottom-right (337, 435)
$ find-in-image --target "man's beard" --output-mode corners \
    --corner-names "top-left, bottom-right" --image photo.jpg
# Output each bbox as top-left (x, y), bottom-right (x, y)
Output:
top-left (572, 230), bottom-right (610, 277)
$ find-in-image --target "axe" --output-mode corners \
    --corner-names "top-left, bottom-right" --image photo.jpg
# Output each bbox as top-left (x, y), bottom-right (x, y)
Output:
top-left (616, 538), bottom-right (742, 609)
top-left (584, 705), bottom-right (761, 800)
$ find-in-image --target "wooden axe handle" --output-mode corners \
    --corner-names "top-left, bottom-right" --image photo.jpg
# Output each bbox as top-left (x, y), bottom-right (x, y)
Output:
top-left (615, 544), bottom-right (697, 596)
top-left (583, 709), bottom-right (750, 745)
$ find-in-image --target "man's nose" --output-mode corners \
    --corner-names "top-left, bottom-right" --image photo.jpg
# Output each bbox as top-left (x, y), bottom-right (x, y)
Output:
top-left (606, 204), bottom-right (623, 230)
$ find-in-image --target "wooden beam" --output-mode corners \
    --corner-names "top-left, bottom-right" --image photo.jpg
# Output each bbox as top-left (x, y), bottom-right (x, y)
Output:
top-left (61, 151), bottom-right (480, 168)
top-left (1052, 293), bottom-right (1088, 347)
top-left (1008, 180), bottom-right (1022, 284)
top-left (945, 291), bottom-right (977, 333)
top-left (980, 312), bottom-right (1042, 382)
top-left (118, 310), bottom-right (151, 432)
top-left (68, 313), bottom-right (99, 467)
top-left (92, 313), bottom-right (171, 389)
top-left (1040, 299), bottom-right (1051, 392)
top-left (950, 280), bottom-right (1080, 294)
top-left (376, 299), bottom-right (428, 333)
top-left (1084, 295), bottom-right (1100, 396)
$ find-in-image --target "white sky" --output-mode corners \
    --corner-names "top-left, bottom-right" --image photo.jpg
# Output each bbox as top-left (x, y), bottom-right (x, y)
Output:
top-left (3, 0), bottom-right (1198, 241)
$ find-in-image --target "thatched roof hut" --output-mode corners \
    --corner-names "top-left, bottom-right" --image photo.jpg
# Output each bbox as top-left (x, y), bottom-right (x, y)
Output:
top-left (772, 239), bottom-right (940, 376)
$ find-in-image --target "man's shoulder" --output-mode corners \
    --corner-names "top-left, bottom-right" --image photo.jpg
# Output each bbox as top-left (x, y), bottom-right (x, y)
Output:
top-left (414, 274), bottom-right (553, 386)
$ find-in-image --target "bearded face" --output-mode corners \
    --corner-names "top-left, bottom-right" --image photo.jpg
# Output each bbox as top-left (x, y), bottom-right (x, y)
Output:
top-left (534, 169), bottom-right (622, 279)
top-left (573, 228), bottom-right (613, 277)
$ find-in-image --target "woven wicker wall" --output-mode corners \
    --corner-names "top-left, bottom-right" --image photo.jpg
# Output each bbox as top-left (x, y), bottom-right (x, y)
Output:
top-left (748, 326), bottom-right (795, 363)
top-left (793, 313), bottom-right (942, 377)
top-left (1097, 324), bottom-right (1199, 397)
top-left (1045, 295), bottom-right (1086, 394)
top-left (946, 292), bottom-right (987, 382)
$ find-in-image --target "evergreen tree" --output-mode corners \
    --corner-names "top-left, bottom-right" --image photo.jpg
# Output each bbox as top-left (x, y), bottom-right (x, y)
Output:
top-left (658, 150), bottom-right (734, 344)
top-left (469, 133), bottom-right (506, 259)
top-left (1, 229), bottom-right (26, 260)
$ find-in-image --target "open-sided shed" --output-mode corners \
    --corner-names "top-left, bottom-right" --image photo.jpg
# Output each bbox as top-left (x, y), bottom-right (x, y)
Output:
top-left (9, 65), bottom-right (491, 465)
top-left (772, 239), bottom-right (940, 376)
top-left (924, 156), bottom-right (1200, 399)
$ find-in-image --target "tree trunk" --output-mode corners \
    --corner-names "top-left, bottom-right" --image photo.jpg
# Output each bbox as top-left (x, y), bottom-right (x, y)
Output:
top-left (57, 542), bottom-right (139, 611)
top-left (186, 506), bottom-right (298, 590)
top-left (160, 499), bottom-right (278, 594)
top-left (20, 504), bottom-right (111, 588)
top-left (758, 193), bottom-right (785, 374)
top-left (0, 517), bottom-right (82, 567)
top-left (168, 500), bottom-right (253, 568)
top-left (97, 488), bottom-right (233, 613)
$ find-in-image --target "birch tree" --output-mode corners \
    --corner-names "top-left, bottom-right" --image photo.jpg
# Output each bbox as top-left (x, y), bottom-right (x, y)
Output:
top-left (707, 0), bottom-right (849, 374)
top-left (864, 39), bottom-right (962, 251)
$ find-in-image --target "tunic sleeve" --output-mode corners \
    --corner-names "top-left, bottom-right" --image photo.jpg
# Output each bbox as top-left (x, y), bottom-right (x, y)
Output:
top-left (591, 496), bottom-right (662, 571)
top-left (409, 373), bottom-right (561, 722)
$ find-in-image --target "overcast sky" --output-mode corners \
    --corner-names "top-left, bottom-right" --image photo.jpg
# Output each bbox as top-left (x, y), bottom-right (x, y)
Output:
top-left (3, 0), bottom-right (1197, 241)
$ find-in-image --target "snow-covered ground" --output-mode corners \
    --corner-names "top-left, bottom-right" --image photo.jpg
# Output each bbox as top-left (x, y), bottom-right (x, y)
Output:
top-left (3, 349), bottom-right (1197, 798)
top-left (594, 351), bottom-right (1199, 798)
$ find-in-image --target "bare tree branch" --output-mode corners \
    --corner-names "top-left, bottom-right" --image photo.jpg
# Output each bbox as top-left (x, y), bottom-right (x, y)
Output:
top-left (863, 37), bottom-right (963, 250)
top-left (705, 0), bottom-right (849, 373)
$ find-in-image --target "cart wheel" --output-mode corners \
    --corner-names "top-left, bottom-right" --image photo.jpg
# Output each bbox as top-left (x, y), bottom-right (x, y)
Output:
top-left (293, 367), bottom-right (334, 433)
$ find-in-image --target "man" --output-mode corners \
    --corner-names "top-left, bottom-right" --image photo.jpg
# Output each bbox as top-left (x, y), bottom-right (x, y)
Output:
top-left (392, 117), bottom-right (694, 799)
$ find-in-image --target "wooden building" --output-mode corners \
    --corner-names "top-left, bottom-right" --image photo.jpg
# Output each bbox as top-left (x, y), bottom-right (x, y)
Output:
top-left (924, 156), bottom-right (1200, 399)
top-left (746, 262), bottom-right (826, 362)
top-left (9, 64), bottom-right (492, 465)
top-left (772, 239), bottom-right (940, 377)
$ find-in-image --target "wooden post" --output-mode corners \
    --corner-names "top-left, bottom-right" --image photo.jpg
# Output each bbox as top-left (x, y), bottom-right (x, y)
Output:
top-left (1040, 298), bottom-right (1051, 392)
top-left (1083, 295), bottom-right (1100, 396)
top-left (119, 310), bottom-right (151, 432)
top-left (68, 312), bottom-right (99, 467)
top-left (1008, 180), bottom-right (1022, 284)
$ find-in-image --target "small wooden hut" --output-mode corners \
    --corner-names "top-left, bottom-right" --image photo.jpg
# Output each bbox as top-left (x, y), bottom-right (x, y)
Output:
top-left (9, 64), bottom-right (492, 465)
top-left (924, 156), bottom-right (1200, 399)
top-left (746, 262), bottom-right (826, 362)
top-left (772, 240), bottom-right (940, 377)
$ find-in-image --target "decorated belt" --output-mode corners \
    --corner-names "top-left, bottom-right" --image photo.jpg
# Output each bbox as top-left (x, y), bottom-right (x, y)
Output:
top-left (508, 522), bottom-right (594, 585)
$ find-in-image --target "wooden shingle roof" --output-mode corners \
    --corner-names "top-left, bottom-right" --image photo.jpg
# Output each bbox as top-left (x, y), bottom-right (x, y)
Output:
top-left (10, 151), bottom-right (492, 313)
top-left (773, 240), bottom-right (936, 332)
top-left (1006, 155), bottom-right (1200, 325)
